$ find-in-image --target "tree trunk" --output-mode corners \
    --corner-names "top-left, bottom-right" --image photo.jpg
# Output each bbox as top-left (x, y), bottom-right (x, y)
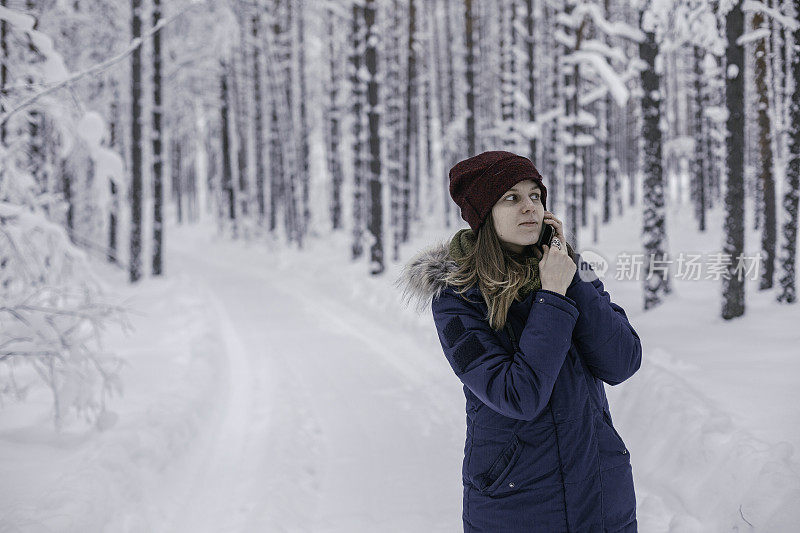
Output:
top-left (365, 0), bottom-right (383, 275)
top-left (297, 0), bottom-right (310, 244)
top-left (173, 138), bottom-right (183, 224)
top-left (401, 0), bottom-right (417, 244)
top-left (525, 0), bottom-right (537, 177)
top-left (350, 1), bottom-right (365, 259)
top-left (692, 45), bottom-right (707, 232)
top-left (777, 0), bottom-right (800, 303)
top-left (220, 60), bottom-right (236, 228)
top-left (326, 5), bottom-right (344, 231)
top-left (129, 0), bottom-right (143, 283)
top-left (753, 11), bottom-right (776, 290)
top-left (722, 0), bottom-right (746, 319)
top-left (252, 12), bottom-right (266, 225)
top-left (0, 0), bottom-right (7, 145)
top-left (640, 10), bottom-right (670, 311)
top-left (152, 0), bottom-right (164, 276)
top-left (465, 0), bottom-right (476, 156)
top-left (108, 82), bottom-right (120, 263)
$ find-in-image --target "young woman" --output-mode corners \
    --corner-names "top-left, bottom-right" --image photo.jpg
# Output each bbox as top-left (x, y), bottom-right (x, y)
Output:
top-left (398, 151), bottom-right (642, 532)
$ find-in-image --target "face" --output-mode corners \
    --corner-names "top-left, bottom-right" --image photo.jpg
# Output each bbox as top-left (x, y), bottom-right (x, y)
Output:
top-left (491, 179), bottom-right (544, 254)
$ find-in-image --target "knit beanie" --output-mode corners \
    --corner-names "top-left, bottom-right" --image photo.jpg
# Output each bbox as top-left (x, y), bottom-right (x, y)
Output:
top-left (449, 151), bottom-right (548, 231)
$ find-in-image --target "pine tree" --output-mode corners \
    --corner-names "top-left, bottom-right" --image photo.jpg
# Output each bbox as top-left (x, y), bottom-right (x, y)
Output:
top-left (324, 3), bottom-right (345, 232)
top-left (129, 0), bottom-right (143, 284)
top-left (350, 0), bottom-right (366, 258)
top-left (640, 7), bottom-right (670, 311)
top-left (108, 80), bottom-right (121, 263)
top-left (0, 0), bottom-right (6, 146)
top-left (777, 0), bottom-right (799, 303)
top-left (752, 10), bottom-right (776, 290)
top-left (691, 44), bottom-right (707, 232)
top-left (220, 59), bottom-right (236, 229)
top-left (559, 1), bottom-right (585, 249)
top-left (402, 0), bottom-right (417, 244)
top-left (296, 0), bottom-right (310, 244)
top-left (499, 0), bottom-right (516, 148)
top-left (465, 0), bottom-right (476, 156)
top-left (386, 0), bottom-right (405, 258)
top-left (722, 0), bottom-right (746, 319)
top-left (151, 0), bottom-right (164, 276)
top-left (525, 0), bottom-right (537, 179)
top-left (252, 9), bottom-right (266, 225)
top-left (365, 0), bottom-right (383, 275)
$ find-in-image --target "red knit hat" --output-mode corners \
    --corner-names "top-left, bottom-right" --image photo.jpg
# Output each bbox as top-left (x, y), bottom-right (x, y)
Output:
top-left (449, 151), bottom-right (548, 231)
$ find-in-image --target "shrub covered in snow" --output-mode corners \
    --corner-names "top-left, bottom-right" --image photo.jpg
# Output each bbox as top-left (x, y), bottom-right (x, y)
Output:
top-left (1, 154), bottom-right (129, 431)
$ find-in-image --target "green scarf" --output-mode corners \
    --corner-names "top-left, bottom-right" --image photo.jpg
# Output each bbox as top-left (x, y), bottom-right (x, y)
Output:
top-left (448, 228), bottom-right (542, 301)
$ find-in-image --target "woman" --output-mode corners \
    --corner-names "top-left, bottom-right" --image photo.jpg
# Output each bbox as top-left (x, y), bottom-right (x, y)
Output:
top-left (397, 151), bottom-right (642, 532)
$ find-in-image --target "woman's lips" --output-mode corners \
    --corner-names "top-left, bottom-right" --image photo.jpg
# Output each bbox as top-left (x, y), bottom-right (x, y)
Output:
top-left (519, 222), bottom-right (537, 227)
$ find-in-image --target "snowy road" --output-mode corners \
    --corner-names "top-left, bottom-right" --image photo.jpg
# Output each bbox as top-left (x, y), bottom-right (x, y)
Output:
top-left (4, 218), bottom-right (799, 532)
top-left (160, 235), bottom-right (463, 532)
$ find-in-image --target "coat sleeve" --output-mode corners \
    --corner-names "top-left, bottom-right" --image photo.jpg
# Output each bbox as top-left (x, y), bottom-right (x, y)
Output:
top-left (565, 255), bottom-right (642, 386)
top-left (431, 287), bottom-right (579, 420)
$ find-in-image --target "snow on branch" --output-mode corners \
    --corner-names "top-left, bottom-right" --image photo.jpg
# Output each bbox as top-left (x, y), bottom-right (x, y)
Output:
top-left (0, 0), bottom-right (203, 129)
top-left (742, 0), bottom-right (799, 30)
top-left (0, 5), bottom-right (35, 30)
top-left (580, 38), bottom-right (628, 64)
top-left (563, 50), bottom-right (629, 107)
top-left (557, 3), bottom-right (645, 42)
top-left (1, 159), bottom-right (132, 432)
top-left (736, 28), bottom-right (772, 46)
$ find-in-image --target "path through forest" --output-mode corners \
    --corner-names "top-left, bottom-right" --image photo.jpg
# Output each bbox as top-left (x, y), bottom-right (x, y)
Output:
top-left (158, 230), bottom-right (462, 532)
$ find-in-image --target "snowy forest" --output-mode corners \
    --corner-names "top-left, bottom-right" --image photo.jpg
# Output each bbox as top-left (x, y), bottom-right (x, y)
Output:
top-left (1, 0), bottom-right (799, 531)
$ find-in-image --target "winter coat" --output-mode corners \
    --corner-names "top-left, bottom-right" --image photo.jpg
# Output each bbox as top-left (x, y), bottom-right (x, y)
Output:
top-left (400, 242), bottom-right (642, 532)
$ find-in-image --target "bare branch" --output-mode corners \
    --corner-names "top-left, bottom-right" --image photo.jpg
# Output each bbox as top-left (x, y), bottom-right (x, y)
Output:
top-left (0, 0), bottom-right (204, 128)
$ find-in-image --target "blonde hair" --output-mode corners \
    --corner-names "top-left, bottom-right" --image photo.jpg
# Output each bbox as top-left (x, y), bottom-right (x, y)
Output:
top-left (443, 211), bottom-right (538, 331)
top-left (444, 211), bottom-right (576, 331)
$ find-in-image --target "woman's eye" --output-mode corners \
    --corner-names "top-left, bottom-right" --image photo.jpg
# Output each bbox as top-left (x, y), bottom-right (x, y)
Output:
top-left (506, 193), bottom-right (540, 201)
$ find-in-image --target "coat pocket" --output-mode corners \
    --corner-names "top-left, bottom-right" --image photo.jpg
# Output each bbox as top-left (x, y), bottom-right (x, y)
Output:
top-left (596, 409), bottom-right (631, 470)
top-left (476, 434), bottom-right (524, 496)
top-left (603, 409), bottom-right (628, 453)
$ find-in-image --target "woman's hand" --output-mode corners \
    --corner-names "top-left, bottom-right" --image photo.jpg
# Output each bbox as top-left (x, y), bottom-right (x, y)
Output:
top-left (539, 212), bottom-right (576, 295)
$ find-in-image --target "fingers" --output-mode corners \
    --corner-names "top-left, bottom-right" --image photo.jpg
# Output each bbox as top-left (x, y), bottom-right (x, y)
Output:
top-left (543, 212), bottom-right (566, 244)
top-left (552, 224), bottom-right (566, 246)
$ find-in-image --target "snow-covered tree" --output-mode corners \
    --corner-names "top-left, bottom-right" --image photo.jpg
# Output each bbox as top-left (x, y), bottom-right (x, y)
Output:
top-left (554, 2), bottom-right (642, 249)
top-left (639, 0), bottom-right (671, 311)
top-left (129, 0), bottom-right (144, 283)
top-left (0, 6), bottom-right (128, 430)
top-left (777, 0), bottom-right (799, 303)
top-left (722, 0), bottom-right (746, 320)
top-left (364, 0), bottom-right (383, 274)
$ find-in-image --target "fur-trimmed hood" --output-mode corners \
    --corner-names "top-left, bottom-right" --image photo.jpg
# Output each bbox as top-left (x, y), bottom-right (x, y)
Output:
top-left (394, 239), bottom-right (466, 314)
top-left (395, 238), bottom-right (588, 314)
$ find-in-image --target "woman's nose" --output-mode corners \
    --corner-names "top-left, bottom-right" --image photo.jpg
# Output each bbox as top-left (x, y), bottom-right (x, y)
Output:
top-left (521, 197), bottom-right (538, 212)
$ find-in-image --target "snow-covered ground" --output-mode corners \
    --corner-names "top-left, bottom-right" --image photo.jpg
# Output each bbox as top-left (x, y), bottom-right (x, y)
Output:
top-left (1, 199), bottom-right (799, 532)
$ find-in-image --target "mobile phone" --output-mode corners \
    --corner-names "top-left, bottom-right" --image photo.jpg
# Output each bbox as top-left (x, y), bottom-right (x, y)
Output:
top-left (533, 223), bottom-right (555, 255)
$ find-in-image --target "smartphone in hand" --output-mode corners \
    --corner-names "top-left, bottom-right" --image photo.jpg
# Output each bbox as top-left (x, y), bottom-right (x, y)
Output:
top-left (533, 223), bottom-right (555, 255)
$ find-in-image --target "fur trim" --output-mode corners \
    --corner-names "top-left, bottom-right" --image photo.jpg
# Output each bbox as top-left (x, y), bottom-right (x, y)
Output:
top-left (394, 240), bottom-right (460, 314)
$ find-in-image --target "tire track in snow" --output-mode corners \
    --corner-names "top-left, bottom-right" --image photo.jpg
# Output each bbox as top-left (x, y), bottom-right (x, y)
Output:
top-left (159, 290), bottom-right (257, 532)
top-left (162, 243), bottom-right (461, 532)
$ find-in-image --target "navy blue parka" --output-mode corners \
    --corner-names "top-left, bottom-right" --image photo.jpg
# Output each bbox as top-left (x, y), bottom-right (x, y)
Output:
top-left (427, 249), bottom-right (642, 532)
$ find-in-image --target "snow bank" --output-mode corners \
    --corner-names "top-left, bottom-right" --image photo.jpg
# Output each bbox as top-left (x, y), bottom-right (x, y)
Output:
top-left (0, 271), bottom-right (226, 532)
